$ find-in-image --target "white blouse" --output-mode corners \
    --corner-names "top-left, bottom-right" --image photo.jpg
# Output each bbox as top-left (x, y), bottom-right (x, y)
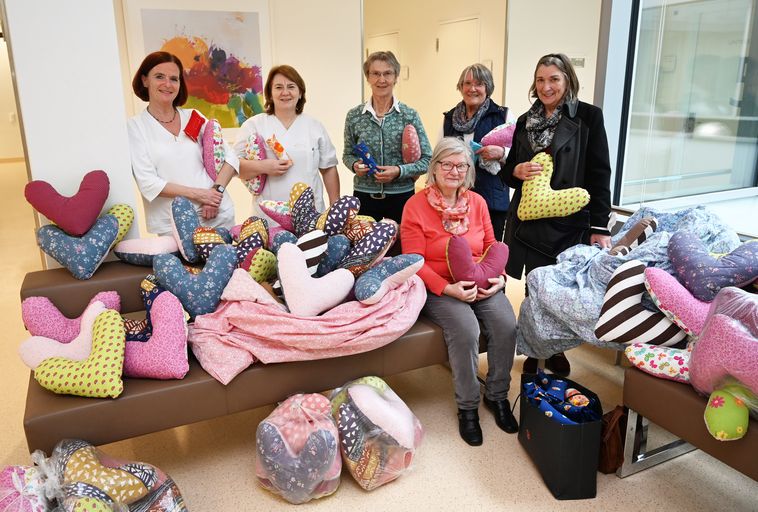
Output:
top-left (127, 108), bottom-right (239, 236)
top-left (233, 113), bottom-right (337, 225)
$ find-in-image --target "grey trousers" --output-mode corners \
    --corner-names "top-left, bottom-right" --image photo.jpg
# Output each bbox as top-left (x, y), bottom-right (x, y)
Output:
top-left (423, 291), bottom-right (517, 410)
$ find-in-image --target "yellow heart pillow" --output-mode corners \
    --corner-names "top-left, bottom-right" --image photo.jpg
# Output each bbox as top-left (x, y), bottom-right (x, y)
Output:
top-left (243, 247), bottom-right (278, 283)
top-left (34, 309), bottom-right (125, 398)
top-left (517, 152), bottom-right (590, 221)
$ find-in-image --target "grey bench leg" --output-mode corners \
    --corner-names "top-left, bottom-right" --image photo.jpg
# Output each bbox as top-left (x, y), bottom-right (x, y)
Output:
top-left (617, 408), bottom-right (697, 478)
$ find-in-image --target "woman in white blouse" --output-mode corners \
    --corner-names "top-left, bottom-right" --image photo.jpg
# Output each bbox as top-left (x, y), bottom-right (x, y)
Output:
top-left (234, 65), bottom-right (339, 224)
top-left (127, 51), bottom-right (238, 236)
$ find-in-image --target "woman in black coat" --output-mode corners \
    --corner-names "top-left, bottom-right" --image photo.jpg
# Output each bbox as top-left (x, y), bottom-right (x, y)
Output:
top-left (499, 53), bottom-right (613, 375)
top-left (443, 63), bottom-right (516, 242)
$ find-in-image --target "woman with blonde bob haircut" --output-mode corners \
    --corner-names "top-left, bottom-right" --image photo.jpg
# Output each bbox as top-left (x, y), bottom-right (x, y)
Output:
top-left (401, 137), bottom-right (518, 446)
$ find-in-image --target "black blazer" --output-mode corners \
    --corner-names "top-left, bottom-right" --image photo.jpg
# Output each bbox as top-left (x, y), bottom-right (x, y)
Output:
top-left (499, 100), bottom-right (612, 277)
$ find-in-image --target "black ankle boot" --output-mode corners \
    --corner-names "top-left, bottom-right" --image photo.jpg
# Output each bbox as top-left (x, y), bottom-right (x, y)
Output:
top-left (483, 397), bottom-right (519, 433)
top-left (457, 408), bottom-right (483, 446)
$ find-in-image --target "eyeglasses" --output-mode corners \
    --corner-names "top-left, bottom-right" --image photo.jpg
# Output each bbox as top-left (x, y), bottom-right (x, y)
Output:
top-left (368, 71), bottom-right (396, 80)
top-left (438, 161), bottom-right (470, 173)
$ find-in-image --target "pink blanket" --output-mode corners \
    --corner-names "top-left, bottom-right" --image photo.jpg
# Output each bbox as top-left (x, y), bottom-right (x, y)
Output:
top-left (188, 270), bottom-right (427, 384)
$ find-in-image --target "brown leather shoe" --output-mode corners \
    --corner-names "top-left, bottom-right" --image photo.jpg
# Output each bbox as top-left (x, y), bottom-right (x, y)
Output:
top-left (457, 409), bottom-right (483, 446)
top-left (546, 352), bottom-right (571, 377)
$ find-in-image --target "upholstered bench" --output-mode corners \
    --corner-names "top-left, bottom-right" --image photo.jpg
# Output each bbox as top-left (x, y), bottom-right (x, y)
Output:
top-left (19, 261), bottom-right (462, 454)
top-left (620, 367), bottom-right (758, 481)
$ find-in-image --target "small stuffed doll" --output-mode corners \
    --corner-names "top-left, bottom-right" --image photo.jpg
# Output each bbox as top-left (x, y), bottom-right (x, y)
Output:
top-left (352, 142), bottom-right (380, 176)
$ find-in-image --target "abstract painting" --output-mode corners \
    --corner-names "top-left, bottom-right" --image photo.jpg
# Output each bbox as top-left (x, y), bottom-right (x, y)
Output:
top-left (140, 9), bottom-right (266, 128)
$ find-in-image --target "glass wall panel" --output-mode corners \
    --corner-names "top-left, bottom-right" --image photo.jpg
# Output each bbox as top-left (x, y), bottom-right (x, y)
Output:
top-left (620, 0), bottom-right (757, 213)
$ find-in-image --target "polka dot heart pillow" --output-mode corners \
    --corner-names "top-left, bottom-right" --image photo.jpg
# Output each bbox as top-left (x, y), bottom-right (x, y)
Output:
top-left (517, 152), bottom-right (590, 221)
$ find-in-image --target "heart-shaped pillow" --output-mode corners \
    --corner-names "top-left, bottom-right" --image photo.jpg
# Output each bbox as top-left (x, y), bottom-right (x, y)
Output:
top-left (446, 236), bottom-right (508, 289)
top-left (239, 216), bottom-right (270, 247)
top-left (241, 131), bottom-right (268, 195)
top-left (170, 196), bottom-right (201, 263)
top-left (610, 216), bottom-right (657, 256)
top-left (241, 247), bottom-right (278, 282)
top-left (0, 465), bottom-right (47, 511)
top-left (270, 230), bottom-right (298, 254)
top-left (259, 200), bottom-right (293, 231)
top-left (22, 290), bottom-right (120, 342)
top-left (277, 243), bottom-right (354, 316)
top-left (114, 236), bottom-right (179, 266)
top-left (594, 260), bottom-right (687, 346)
top-left (193, 226), bottom-right (228, 262)
top-left (52, 439), bottom-right (161, 509)
top-left (517, 152), bottom-right (590, 221)
top-left (624, 343), bottom-right (692, 383)
top-left (402, 124), bottom-right (421, 163)
top-left (235, 232), bottom-right (265, 264)
top-left (316, 235), bottom-right (351, 277)
top-left (315, 195), bottom-right (361, 236)
top-left (338, 221), bottom-right (397, 276)
top-left (107, 203), bottom-right (134, 245)
top-left (668, 232), bottom-right (758, 302)
top-left (354, 254), bottom-right (424, 304)
top-left (202, 118), bottom-right (225, 181)
top-left (19, 301), bottom-right (107, 369)
top-left (644, 267), bottom-right (709, 335)
top-left (37, 215), bottom-right (120, 280)
top-left (256, 393), bottom-right (340, 504)
top-left (343, 214), bottom-right (376, 242)
top-left (290, 184), bottom-right (321, 236)
top-left (34, 309), bottom-right (125, 398)
top-left (481, 121), bottom-right (516, 148)
top-left (154, 244), bottom-right (237, 318)
top-left (689, 287), bottom-right (758, 397)
top-left (330, 376), bottom-right (423, 491)
top-left (124, 291), bottom-right (188, 379)
top-left (24, 170), bottom-right (109, 236)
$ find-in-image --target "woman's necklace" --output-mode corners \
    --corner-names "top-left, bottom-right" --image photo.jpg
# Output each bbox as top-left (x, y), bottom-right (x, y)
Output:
top-left (147, 106), bottom-right (177, 124)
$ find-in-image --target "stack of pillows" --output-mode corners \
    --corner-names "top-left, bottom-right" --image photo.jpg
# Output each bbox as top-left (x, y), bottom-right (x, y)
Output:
top-left (255, 377), bottom-right (423, 503)
top-left (601, 219), bottom-right (758, 441)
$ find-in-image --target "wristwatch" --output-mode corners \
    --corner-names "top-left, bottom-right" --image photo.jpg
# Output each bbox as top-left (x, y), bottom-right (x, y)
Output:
top-left (212, 183), bottom-right (225, 193)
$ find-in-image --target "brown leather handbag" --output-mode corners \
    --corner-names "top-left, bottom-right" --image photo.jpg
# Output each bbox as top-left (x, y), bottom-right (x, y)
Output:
top-left (599, 405), bottom-right (628, 474)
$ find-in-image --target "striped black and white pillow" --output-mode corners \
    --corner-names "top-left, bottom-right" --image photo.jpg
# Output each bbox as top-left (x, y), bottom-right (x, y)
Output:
top-left (609, 217), bottom-right (657, 256)
top-left (595, 260), bottom-right (687, 346)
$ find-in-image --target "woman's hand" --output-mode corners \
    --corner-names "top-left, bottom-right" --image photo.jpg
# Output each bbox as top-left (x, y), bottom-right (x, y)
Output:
top-left (443, 281), bottom-right (477, 303)
top-left (200, 204), bottom-right (218, 220)
top-left (476, 275), bottom-right (506, 301)
top-left (263, 159), bottom-right (293, 176)
top-left (590, 233), bottom-right (612, 249)
top-left (476, 145), bottom-right (504, 161)
top-left (195, 188), bottom-right (222, 207)
top-left (514, 161), bottom-right (542, 181)
top-left (374, 165), bottom-right (400, 183)
top-left (353, 159), bottom-right (371, 177)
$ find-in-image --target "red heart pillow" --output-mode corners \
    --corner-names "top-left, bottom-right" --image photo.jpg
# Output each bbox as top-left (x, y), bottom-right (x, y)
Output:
top-left (446, 236), bottom-right (509, 289)
top-left (24, 170), bottom-right (110, 236)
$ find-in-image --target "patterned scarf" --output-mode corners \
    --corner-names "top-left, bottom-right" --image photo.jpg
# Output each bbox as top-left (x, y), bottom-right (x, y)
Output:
top-left (525, 99), bottom-right (563, 152)
top-left (451, 98), bottom-right (491, 134)
top-left (425, 186), bottom-right (470, 235)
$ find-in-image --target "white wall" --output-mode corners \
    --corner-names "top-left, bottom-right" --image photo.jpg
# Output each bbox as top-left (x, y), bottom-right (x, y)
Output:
top-left (2, 0), bottom-right (140, 262)
top-left (0, 39), bottom-right (22, 160)
top-left (504, 0), bottom-right (603, 118)
top-left (364, 0), bottom-right (508, 143)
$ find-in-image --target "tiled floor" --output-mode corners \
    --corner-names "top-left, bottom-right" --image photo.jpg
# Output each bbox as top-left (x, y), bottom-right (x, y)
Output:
top-left (0, 162), bottom-right (755, 510)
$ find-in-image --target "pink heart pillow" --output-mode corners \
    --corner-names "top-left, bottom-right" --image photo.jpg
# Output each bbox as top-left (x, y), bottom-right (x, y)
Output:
top-left (259, 200), bottom-right (293, 231)
top-left (402, 124), bottom-right (421, 163)
top-left (446, 236), bottom-right (508, 289)
top-left (24, 170), bottom-right (110, 236)
top-left (644, 267), bottom-right (709, 336)
top-left (22, 291), bottom-right (121, 342)
top-left (18, 301), bottom-right (107, 369)
top-left (277, 243), bottom-right (354, 317)
top-left (202, 118), bottom-right (225, 181)
top-left (123, 291), bottom-right (189, 379)
top-left (481, 121), bottom-right (516, 148)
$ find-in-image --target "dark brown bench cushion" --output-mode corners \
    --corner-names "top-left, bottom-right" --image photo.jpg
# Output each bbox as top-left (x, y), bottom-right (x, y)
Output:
top-left (623, 367), bottom-right (758, 480)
